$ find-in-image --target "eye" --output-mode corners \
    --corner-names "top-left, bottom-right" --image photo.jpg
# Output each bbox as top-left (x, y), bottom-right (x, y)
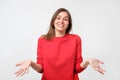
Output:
top-left (56, 17), bottom-right (60, 20)
top-left (64, 18), bottom-right (69, 21)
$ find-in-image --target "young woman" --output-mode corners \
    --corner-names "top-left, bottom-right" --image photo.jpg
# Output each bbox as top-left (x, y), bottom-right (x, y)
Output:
top-left (15, 8), bottom-right (105, 80)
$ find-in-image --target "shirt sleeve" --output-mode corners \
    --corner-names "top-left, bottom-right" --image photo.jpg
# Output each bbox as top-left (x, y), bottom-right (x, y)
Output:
top-left (74, 36), bottom-right (85, 73)
top-left (36, 37), bottom-right (43, 73)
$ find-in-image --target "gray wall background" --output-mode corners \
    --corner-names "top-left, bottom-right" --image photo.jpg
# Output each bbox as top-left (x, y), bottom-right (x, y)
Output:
top-left (0, 0), bottom-right (120, 80)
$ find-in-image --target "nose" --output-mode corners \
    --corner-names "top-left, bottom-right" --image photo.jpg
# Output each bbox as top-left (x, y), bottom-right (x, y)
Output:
top-left (59, 18), bottom-right (64, 23)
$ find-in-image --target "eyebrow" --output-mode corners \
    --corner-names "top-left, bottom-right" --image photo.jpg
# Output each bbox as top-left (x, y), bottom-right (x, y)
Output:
top-left (57, 15), bottom-right (69, 18)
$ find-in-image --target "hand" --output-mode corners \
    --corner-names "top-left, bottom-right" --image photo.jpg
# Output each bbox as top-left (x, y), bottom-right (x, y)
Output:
top-left (14, 60), bottom-right (32, 77)
top-left (88, 58), bottom-right (106, 75)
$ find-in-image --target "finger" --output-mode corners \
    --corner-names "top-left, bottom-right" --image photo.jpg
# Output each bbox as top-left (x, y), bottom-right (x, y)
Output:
top-left (26, 67), bottom-right (29, 73)
top-left (97, 65), bottom-right (106, 71)
top-left (15, 69), bottom-right (24, 77)
top-left (97, 59), bottom-right (104, 64)
top-left (94, 67), bottom-right (103, 74)
top-left (15, 69), bottom-right (23, 77)
top-left (96, 67), bottom-right (106, 75)
top-left (14, 68), bottom-right (22, 74)
top-left (97, 68), bottom-right (104, 75)
top-left (92, 64), bottom-right (100, 70)
top-left (20, 68), bottom-right (27, 76)
top-left (20, 67), bottom-right (30, 76)
top-left (98, 70), bottom-right (104, 75)
top-left (90, 62), bottom-right (96, 69)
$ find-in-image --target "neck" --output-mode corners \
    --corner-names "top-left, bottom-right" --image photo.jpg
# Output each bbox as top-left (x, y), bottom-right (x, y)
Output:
top-left (55, 30), bottom-right (66, 37)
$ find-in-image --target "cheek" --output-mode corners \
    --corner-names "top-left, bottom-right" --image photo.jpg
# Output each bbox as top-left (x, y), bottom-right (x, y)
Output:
top-left (65, 22), bottom-right (69, 27)
top-left (54, 20), bottom-right (58, 25)
top-left (53, 21), bottom-right (56, 26)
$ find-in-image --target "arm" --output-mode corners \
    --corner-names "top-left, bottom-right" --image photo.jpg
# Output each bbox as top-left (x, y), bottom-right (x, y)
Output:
top-left (14, 60), bottom-right (43, 77)
top-left (31, 60), bottom-right (43, 73)
top-left (15, 37), bottom-right (44, 77)
top-left (80, 58), bottom-right (106, 75)
top-left (75, 35), bottom-right (105, 74)
top-left (80, 59), bottom-right (89, 68)
top-left (74, 36), bottom-right (85, 73)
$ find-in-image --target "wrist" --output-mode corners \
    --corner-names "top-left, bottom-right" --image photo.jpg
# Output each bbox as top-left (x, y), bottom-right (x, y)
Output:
top-left (81, 59), bottom-right (89, 68)
top-left (29, 60), bottom-right (33, 66)
top-left (85, 59), bottom-right (89, 64)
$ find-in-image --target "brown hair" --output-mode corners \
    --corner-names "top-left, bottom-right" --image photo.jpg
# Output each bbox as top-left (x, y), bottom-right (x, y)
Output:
top-left (43, 8), bottom-right (72, 40)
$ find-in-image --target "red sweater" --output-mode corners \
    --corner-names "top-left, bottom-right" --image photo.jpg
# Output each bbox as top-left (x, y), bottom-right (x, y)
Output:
top-left (37, 34), bottom-right (85, 80)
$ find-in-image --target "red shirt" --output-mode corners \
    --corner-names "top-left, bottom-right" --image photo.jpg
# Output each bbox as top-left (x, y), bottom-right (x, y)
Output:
top-left (37, 34), bottom-right (85, 80)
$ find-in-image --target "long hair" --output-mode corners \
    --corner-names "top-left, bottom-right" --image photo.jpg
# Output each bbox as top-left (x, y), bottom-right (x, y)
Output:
top-left (43, 8), bottom-right (72, 40)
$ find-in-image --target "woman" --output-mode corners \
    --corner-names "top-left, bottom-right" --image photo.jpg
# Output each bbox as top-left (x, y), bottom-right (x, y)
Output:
top-left (15, 8), bottom-right (105, 80)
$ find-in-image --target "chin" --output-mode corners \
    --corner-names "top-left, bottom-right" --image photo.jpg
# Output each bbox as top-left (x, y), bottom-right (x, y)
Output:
top-left (56, 29), bottom-right (66, 32)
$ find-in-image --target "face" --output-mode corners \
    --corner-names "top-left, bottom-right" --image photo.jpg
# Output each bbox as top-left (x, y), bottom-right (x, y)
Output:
top-left (54, 11), bottom-right (69, 33)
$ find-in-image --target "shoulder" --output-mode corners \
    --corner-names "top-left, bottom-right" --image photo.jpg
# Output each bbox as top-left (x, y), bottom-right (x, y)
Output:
top-left (68, 34), bottom-right (81, 39)
top-left (38, 34), bottom-right (46, 42)
top-left (38, 34), bottom-right (53, 42)
top-left (68, 34), bottom-right (82, 43)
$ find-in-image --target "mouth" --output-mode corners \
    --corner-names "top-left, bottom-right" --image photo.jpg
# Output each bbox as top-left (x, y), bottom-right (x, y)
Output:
top-left (58, 24), bottom-right (64, 27)
top-left (57, 23), bottom-right (64, 28)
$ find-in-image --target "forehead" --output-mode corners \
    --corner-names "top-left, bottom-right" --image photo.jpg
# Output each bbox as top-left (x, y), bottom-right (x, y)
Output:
top-left (57, 11), bottom-right (69, 17)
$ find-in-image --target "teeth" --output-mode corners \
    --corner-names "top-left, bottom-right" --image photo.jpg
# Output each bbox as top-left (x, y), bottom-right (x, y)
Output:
top-left (58, 24), bottom-right (63, 27)
top-left (59, 24), bottom-right (63, 27)
top-left (57, 23), bottom-right (64, 28)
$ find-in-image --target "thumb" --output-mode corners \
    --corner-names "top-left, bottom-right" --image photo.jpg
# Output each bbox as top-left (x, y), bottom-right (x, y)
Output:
top-left (16, 62), bottom-right (23, 66)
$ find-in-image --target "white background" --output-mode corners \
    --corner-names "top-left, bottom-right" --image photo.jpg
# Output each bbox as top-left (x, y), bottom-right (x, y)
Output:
top-left (0, 0), bottom-right (120, 80)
